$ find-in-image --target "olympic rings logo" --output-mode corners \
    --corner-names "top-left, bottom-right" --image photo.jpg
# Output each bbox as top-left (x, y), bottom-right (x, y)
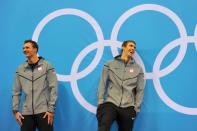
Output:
top-left (32, 4), bottom-right (197, 115)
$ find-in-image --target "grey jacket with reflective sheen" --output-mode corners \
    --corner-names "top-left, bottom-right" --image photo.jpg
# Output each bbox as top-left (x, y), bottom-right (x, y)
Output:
top-left (12, 58), bottom-right (57, 115)
top-left (97, 55), bottom-right (144, 112)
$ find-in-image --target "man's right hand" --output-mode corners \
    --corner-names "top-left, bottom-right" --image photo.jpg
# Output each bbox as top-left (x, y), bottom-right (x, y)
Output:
top-left (15, 112), bottom-right (24, 126)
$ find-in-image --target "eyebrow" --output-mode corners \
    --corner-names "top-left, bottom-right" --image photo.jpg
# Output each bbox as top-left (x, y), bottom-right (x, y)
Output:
top-left (23, 46), bottom-right (29, 49)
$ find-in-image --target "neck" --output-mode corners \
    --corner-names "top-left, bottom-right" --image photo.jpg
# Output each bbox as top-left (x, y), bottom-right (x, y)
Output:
top-left (121, 53), bottom-right (131, 62)
top-left (27, 55), bottom-right (39, 64)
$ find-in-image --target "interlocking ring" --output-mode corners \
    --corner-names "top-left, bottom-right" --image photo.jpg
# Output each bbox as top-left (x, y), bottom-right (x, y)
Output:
top-left (32, 4), bottom-right (197, 115)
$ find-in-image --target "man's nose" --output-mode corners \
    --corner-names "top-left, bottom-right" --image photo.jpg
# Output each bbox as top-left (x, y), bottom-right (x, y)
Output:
top-left (23, 48), bottom-right (27, 52)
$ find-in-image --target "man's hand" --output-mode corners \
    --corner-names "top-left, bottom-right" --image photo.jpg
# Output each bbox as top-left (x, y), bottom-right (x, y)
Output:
top-left (15, 112), bottom-right (24, 126)
top-left (43, 112), bottom-right (54, 125)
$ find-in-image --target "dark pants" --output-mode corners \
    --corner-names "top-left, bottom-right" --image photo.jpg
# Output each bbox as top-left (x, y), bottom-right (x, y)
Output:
top-left (21, 112), bottom-right (53, 131)
top-left (96, 102), bottom-right (136, 131)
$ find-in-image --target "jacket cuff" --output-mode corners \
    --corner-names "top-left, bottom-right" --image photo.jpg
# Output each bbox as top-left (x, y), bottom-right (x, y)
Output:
top-left (48, 106), bottom-right (55, 113)
top-left (134, 106), bottom-right (140, 113)
top-left (12, 110), bottom-right (18, 114)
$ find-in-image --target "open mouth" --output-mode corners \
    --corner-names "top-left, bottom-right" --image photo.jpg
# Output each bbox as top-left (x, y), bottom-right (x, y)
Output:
top-left (24, 51), bottom-right (29, 56)
top-left (129, 50), bottom-right (133, 54)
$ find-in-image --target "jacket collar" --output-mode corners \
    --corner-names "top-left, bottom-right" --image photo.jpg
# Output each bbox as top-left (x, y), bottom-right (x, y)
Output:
top-left (114, 55), bottom-right (135, 65)
top-left (24, 57), bottom-right (44, 68)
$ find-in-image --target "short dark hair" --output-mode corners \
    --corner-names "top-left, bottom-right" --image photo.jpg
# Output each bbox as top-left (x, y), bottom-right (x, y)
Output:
top-left (122, 40), bottom-right (136, 47)
top-left (24, 39), bottom-right (39, 53)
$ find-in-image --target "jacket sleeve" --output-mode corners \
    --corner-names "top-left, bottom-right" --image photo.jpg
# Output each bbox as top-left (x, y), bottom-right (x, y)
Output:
top-left (12, 71), bottom-right (22, 112)
top-left (46, 63), bottom-right (58, 113)
top-left (135, 66), bottom-right (145, 112)
top-left (97, 63), bottom-right (109, 105)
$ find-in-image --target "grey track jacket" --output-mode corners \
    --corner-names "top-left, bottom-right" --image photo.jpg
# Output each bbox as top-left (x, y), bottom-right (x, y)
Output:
top-left (97, 55), bottom-right (144, 112)
top-left (12, 58), bottom-right (57, 115)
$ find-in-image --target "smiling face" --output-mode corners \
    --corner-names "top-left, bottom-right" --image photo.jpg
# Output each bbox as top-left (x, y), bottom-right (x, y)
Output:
top-left (23, 42), bottom-right (37, 58)
top-left (122, 41), bottom-right (136, 58)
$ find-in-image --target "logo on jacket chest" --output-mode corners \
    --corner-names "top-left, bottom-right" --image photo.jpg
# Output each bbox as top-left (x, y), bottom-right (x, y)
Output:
top-left (129, 68), bottom-right (134, 73)
top-left (37, 66), bottom-right (43, 71)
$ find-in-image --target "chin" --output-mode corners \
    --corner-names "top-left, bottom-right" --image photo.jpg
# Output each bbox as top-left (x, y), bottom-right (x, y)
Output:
top-left (128, 53), bottom-right (132, 57)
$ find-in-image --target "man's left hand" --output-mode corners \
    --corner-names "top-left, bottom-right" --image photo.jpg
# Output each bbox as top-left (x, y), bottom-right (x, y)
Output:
top-left (43, 112), bottom-right (54, 125)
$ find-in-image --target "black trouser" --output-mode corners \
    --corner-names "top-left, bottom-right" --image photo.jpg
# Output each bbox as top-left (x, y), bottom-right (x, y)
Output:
top-left (96, 102), bottom-right (136, 131)
top-left (21, 112), bottom-right (53, 131)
